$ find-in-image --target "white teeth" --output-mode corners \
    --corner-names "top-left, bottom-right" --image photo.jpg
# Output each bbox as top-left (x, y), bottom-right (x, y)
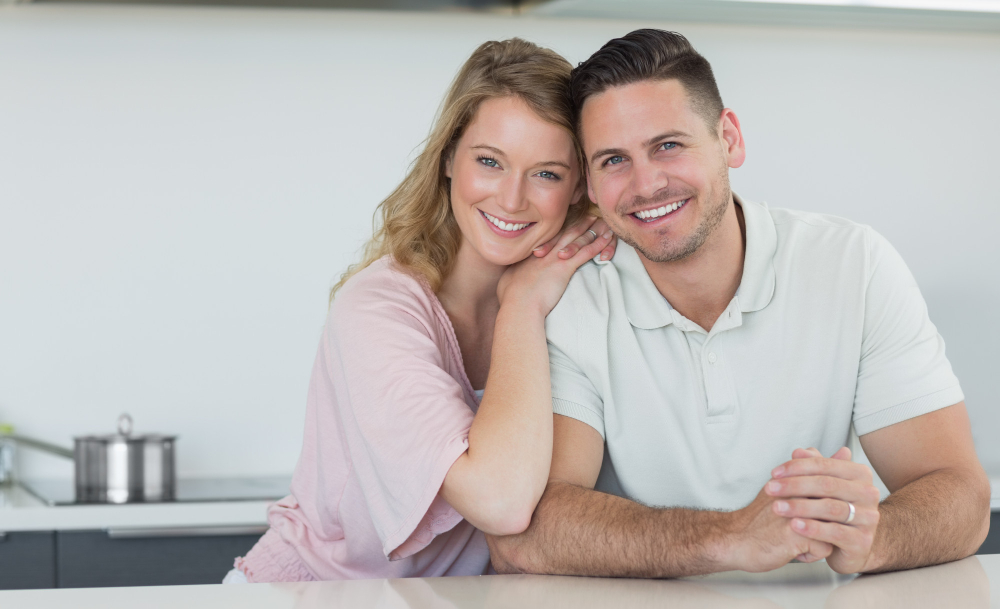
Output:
top-left (482, 211), bottom-right (529, 232)
top-left (633, 199), bottom-right (687, 221)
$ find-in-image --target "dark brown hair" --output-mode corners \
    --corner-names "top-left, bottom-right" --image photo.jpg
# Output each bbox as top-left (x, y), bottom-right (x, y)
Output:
top-left (569, 29), bottom-right (724, 130)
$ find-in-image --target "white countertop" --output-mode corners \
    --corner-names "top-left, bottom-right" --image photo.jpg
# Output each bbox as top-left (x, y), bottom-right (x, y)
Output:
top-left (0, 484), bottom-right (272, 533)
top-left (0, 554), bottom-right (995, 609)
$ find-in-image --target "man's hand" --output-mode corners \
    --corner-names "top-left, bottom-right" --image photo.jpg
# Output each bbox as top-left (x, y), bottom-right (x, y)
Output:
top-left (723, 483), bottom-right (834, 572)
top-left (766, 447), bottom-right (882, 574)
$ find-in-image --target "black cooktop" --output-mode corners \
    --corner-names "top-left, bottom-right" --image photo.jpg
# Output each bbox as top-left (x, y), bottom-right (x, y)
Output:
top-left (20, 476), bottom-right (291, 506)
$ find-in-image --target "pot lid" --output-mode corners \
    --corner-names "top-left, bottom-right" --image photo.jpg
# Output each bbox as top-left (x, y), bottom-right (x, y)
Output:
top-left (74, 413), bottom-right (178, 443)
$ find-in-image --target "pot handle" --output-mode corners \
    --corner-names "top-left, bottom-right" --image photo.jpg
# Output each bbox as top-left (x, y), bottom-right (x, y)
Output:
top-left (117, 413), bottom-right (133, 437)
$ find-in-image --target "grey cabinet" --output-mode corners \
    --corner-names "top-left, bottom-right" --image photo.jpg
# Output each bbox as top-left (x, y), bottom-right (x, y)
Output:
top-left (0, 532), bottom-right (56, 589)
top-left (56, 529), bottom-right (262, 588)
top-left (0, 528), bottom-right (262, 589)
top-left (976, 512), bottom-right (1000, 555)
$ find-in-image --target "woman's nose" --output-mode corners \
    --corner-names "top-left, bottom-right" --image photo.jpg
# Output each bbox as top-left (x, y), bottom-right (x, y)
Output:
top-left (497, 175), bottom-right (529, 214)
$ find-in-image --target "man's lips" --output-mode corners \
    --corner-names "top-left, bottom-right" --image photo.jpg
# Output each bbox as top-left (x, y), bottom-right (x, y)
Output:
top-left (628, 198), bottom-right (689, 224)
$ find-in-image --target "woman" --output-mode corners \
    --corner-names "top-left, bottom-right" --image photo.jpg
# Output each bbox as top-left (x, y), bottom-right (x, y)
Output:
top-left (228, 38), bottom-right (614, 582)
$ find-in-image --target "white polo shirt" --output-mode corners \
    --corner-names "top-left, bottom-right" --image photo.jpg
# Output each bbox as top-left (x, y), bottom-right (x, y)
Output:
top-left (546, 197), bottom-right (963, 511)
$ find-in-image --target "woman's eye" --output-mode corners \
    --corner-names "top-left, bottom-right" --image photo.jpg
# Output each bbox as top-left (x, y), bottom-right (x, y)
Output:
top-left (478, 156), bottom-right (500, 168)
top-left (536, 171), bottom-right (559, 180)
top-left (605, 155), bottom-right (624, 167)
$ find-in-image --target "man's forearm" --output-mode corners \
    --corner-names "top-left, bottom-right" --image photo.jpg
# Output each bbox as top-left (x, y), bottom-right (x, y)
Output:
top-left (864, 467), bottom-right (990, 573)
top-left (487, 480), bottom-right (732, 578)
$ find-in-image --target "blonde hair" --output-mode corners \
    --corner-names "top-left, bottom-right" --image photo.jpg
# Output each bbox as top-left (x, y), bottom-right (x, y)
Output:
top-left (330, 38), bottom-right (590, 300)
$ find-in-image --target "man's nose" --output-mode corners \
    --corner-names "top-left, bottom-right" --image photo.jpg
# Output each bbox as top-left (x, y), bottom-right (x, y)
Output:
top-left (497, 174), bottom-right (529, 215)
top-left (631, 157), bottom-right (668, 201)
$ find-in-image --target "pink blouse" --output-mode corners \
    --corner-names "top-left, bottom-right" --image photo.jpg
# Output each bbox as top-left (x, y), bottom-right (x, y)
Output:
top-left (236, 257), bottom-right (489, 581)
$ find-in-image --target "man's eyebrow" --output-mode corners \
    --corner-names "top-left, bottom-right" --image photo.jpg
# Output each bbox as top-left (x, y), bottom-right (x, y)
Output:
top-left (590, 147), bottom-right (627, 164)
top-left (643, 130), bottom-right (691, 147)
top-left (472, 144), bottom-right (571, 169)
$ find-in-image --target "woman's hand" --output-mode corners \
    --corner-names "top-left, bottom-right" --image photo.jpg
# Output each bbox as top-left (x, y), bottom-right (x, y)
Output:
top-left (497, 216), bottom-right (615, 318)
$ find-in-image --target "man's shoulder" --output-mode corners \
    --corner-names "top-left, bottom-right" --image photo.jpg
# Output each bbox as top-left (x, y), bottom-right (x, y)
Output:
top-left (546, 257), bottom-right (616, 336)
top-left (769, 206), bottom-right (869, 233)
top-left (767, 206), bottom-right (875, 257)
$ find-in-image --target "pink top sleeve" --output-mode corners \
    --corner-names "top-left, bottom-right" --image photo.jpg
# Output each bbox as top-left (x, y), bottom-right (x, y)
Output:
top-left (326, 262), bottom-right (476, 558)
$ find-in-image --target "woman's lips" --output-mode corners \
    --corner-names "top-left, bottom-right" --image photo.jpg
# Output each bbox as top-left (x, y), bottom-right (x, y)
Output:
top-left (480, 209), bottom-right (534, 237)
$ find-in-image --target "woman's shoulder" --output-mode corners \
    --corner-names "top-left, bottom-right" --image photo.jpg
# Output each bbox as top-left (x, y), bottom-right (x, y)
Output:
top-left (332, 257), bottom-right (440, 322)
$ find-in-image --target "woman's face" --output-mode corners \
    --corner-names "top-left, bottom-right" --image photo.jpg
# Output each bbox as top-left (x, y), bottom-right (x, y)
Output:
top-left (446, 96), bottom-right (583, 268)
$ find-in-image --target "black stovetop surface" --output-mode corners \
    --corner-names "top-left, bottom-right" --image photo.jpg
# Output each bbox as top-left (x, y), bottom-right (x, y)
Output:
top-left (21, 476), bottom-right (291, 506)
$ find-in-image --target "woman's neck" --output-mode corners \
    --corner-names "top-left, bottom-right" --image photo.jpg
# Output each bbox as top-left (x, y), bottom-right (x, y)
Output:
top-left (436, 241), bottom-right (506, 390)
top-left (437, 240), bottom-right (505, 324)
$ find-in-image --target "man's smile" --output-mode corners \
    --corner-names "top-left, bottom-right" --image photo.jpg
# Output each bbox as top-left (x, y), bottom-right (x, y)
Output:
top-left (629, 198), bottom-right (689, 223)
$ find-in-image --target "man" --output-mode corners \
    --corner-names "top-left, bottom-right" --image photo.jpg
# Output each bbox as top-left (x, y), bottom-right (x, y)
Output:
top-left (488, 29), bottom-right (989, 576)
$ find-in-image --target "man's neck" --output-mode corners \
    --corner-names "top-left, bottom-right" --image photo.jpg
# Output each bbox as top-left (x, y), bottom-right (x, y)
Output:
top-left (639, 201), bottom-right (746, 332)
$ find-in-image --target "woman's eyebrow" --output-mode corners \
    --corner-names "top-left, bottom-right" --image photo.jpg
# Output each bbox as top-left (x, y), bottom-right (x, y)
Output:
top-left (473, 144), bottom-right (570, 169)
top-left (471, 144), bottom-right (506, 157)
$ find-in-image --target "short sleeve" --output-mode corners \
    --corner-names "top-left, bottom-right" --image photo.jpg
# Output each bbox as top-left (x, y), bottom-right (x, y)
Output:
top-left (548, 340), bottom-right (606, 440)
top-left (328, 270), bottom-right (475, 560)
top-left (852, 229), bottom-right (963, 435)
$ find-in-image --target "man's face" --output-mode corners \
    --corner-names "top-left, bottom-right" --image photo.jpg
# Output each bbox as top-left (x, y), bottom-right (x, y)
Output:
top-left (580, 79), bottom-right (744, 263)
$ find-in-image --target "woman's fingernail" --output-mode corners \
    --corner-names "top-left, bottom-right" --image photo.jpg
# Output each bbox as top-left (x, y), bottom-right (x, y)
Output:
top-left (775, 501), bottom-right (789, 513)
top-left (600, 252), bottom-right (610, 261)
top-left (559, 248), bottom-right (568, 254)
top-left (772, 466), bottom-right (784, 477)
top-left (793, 519), bottom-right (806, 531)
top-left (602, 230), bottom-right (613, 239)
top-left (767, 481), bottom-right (781, 493)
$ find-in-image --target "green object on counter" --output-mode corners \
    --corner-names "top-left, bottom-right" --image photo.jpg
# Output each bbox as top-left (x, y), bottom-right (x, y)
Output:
top-left (0, 423), bottom-right (14, 435)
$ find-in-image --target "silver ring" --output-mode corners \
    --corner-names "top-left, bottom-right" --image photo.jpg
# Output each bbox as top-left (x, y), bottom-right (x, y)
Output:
top-left (843, 501), bottom-right (856, 524)
top-left (585, 229), bottom-right (598, 241)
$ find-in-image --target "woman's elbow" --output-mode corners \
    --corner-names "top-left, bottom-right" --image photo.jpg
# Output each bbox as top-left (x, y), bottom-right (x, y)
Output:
top-left (475, 499), bottom-right (535, 536)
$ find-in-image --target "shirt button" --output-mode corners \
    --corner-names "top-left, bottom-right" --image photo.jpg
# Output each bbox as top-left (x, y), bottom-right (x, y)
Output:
top-left (708, 352), bottom-right (718, 364)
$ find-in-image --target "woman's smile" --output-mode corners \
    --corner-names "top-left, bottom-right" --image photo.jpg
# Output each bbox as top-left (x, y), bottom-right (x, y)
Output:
top-left (479, 209), bottom-right (535, 237)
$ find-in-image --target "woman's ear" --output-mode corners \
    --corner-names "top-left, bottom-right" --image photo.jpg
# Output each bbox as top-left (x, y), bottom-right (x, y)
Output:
top-left (444, 151), bottom-right (454, 179)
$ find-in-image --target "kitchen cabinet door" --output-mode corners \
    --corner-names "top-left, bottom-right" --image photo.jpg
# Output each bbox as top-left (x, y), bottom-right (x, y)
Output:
top-left (977, 512), bottom-right (1000, 555)
top-left (56, 529), bottom-right (263, 588)
top-left (0, 531), bottom-right (56, 589)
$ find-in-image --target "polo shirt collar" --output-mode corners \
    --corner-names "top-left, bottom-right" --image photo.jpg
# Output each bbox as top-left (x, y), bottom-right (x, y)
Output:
top-left (612, 193), bottom-right (777, 330)
top-left (734, 195), bottom-right (777, 313)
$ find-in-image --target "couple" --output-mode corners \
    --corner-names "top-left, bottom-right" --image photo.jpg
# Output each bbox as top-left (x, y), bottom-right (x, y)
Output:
top-left (231, 29), bottom-right (989, 582)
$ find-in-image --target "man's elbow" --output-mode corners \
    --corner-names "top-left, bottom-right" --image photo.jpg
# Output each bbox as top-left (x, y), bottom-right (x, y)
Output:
top-left (963, 466), bottom-right (992, 555)
top-left (486, 531), bottom-right (533, 574)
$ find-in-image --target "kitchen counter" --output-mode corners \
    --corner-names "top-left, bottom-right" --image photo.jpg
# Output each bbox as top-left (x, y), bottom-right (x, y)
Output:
top-left (0, 554), bottom-right (995, 608)
top-left (0, 481), bottom-right (277, 533)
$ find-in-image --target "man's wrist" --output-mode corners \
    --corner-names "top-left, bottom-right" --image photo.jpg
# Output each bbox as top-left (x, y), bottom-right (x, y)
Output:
top-left (700, 508), bottom-right (745, 573)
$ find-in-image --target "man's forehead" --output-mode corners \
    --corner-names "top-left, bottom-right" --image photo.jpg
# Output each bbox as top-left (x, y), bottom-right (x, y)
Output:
top-left (579, 79), bottom-right (700, 147)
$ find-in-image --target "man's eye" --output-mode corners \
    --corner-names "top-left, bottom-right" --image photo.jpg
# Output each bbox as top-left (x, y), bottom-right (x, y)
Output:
top-left (605, 156), bottom-right (624, 166)
top-left (660, 142), bottom-right (677, 151)
top-left (478, 156), bottom-right (500, 168)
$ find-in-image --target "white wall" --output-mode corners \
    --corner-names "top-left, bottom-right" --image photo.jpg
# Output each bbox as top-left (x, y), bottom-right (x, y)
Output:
top-left (1, 5), bottom-right (997, 479)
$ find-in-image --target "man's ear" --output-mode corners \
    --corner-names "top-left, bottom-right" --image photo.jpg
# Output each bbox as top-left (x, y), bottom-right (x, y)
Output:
top-left (719, 108), bottom-right (746, 169)
top-left (586, 170), bottom-right (597, 206)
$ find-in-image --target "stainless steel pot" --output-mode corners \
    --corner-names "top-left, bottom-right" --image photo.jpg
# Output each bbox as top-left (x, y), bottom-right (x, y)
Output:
top-left (74, 414), bottom-right (177, 504)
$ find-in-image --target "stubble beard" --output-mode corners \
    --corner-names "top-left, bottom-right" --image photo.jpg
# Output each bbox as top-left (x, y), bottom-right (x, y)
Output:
top-left (612, 170), bottom-right (732, 264)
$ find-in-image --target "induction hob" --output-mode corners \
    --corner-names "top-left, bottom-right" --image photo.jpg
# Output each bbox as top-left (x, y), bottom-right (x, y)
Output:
top-left (20, 476), bottom-right (291, 506)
